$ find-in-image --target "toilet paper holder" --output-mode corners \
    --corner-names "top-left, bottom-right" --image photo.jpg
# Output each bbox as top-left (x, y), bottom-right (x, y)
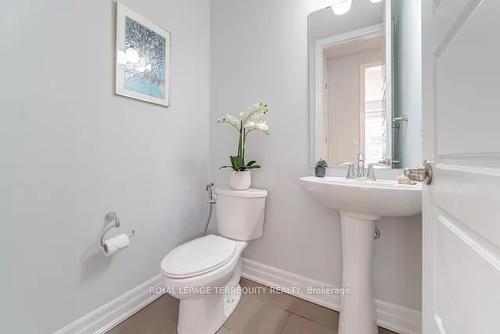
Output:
top-left (100, 211), bottom-right (135, 248)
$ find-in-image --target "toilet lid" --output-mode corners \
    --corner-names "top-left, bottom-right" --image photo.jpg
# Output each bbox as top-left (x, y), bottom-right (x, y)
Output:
top-left (161, 235), bottom-right (237, 279)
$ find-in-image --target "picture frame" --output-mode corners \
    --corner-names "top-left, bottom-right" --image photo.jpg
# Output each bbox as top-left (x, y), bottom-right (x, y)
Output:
top-left (115, 2), bottom-right (171, 107)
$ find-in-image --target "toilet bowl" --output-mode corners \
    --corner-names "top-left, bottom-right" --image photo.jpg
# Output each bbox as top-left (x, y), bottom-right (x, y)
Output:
top-left (160, 188), bottom-right (267, 334)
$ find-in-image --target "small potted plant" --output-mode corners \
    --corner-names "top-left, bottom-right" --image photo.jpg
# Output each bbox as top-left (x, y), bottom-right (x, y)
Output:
top-left (217, 102), bottom-right (270, 190)
top-left (315, 159), bottom-right (328, 177)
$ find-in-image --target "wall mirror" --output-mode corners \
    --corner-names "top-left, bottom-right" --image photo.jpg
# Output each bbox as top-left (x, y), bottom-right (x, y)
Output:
top-left (308, 0), bottom-right (421, 169)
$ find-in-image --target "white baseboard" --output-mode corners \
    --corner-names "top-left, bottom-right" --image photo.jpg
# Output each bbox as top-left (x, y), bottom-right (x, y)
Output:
top-left (53, 275), bottom-right (163, 334)
top-left (241, 258), bottom-right (421, 334)
top-left (52, 261), bottom-right (421, 334)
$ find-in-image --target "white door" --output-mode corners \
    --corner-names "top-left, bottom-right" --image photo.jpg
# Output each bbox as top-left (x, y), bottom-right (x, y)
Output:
top-left (422, 0), bottom-right (500, 333)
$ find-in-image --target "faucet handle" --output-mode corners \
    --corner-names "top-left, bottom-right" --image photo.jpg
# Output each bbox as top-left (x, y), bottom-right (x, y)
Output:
top-left (367, 163), bottom-right (377, 181)
top-left (339, 162), bottom-right (355, 180)
top-left (367, 162), bottom-right (387, 181)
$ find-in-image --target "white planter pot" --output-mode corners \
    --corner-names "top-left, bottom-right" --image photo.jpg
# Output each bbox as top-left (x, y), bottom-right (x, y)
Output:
top-left (230, 171), bottom-right (251, 190)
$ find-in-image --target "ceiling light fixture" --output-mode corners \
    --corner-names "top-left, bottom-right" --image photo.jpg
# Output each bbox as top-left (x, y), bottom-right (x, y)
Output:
top-left (370, 0), bottom-right (383, 3)
top-left (331, 0), bottom-right (352, 16)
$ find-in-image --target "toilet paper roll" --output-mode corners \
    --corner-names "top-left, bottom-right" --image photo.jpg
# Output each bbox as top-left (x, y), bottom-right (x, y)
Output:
top-left (102, 233), bottom-right (130, 257)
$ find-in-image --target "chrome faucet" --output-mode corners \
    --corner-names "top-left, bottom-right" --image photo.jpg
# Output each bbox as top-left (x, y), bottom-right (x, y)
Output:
top-left (367, 162), bottom-right (387, 181)
top-left (339, 162), bottom-right (355, 179)
top-left (367, 163), bottom-right (377, 181)
top-left (356, 153), bottom-right (365, 178)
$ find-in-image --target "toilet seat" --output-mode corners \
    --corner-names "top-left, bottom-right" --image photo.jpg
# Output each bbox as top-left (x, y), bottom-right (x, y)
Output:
top-left (161, 235), bottom-right (237, 279)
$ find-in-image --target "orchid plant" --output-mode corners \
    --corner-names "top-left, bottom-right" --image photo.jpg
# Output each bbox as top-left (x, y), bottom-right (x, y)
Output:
top-left (217, 102), bottom-right (270, 172)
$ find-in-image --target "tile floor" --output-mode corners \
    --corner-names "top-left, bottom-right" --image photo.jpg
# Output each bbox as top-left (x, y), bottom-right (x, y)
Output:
top-left (107, 278), bottom-right (396, 334)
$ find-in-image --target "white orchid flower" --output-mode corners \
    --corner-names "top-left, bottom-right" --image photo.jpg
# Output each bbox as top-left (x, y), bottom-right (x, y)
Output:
top-left (256, 122), bottom-right (269, 133)
top-left (239, 102), bottom-right (269, 123)
top-left (243, 120), bottom-right (270, 135)
top-left (217, 114), bottom-right (241, 130)
top-left (244, 121), bottom-right (256, 128)
top-left (216, 102), bottom-right (270, 172)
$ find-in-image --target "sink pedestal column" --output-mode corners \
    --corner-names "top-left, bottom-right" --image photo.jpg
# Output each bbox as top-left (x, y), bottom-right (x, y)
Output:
top-left (338, 212), bottom-right (378, 334)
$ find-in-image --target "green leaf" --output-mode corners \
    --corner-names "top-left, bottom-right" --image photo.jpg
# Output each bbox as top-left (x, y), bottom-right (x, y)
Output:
top-left (245, 165), bottom-right (261, 169)
top-left (230, 155), bottom-right (245, 171)
top-left (315, 159), bottom-right (328, 168)
top-left (246, 160), bottom-right (257, 166)
top-left (219, 166), bottom-right (233, 169)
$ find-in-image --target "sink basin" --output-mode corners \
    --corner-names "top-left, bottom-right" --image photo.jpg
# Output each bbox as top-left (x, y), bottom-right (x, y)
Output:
top-left (299, 176), bottom-right (422, 218)
top-left (299, 176), bottom-right (422, 334)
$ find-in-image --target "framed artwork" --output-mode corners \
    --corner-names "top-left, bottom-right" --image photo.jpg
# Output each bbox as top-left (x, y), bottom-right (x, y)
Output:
top-left (116, 2), bottom-right (171, 107)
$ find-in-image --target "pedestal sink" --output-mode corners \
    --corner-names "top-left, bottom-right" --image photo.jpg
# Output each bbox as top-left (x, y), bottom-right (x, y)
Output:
top-left (299, 176), bottom-right (422, 334)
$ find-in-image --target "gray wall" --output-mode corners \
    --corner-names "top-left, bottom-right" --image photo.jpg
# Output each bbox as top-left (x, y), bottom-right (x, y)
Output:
top-left (394, 0), bottom-right (423, 167)
top-left (0, 0), bottom-right (210, 333)
top-left (210, 0), bottom-right (422, 311)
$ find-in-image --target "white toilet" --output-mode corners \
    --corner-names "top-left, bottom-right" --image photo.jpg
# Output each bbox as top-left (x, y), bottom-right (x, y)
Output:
top-left (160, 188), bottom-right (267, 334)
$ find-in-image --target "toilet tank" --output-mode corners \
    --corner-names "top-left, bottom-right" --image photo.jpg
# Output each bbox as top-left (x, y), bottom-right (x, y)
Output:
top-left (215, 188), bottom-right (268, 241)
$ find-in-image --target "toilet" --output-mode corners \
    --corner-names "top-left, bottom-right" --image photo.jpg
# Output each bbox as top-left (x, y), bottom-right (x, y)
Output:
top-left (160, 188), bottom-right (267, 334)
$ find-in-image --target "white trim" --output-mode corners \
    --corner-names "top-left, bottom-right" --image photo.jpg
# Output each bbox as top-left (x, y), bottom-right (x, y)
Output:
top-left (51, 261), bottom-right (421, 334)
top-left (316, 23), bottom-right (384, 50)
top-left (242, 258), bottom-right (341, 310)
top-left (241, 258), bottom-right (421, 334)
top-left (53, 275), bottom-right (164, 334)
top-left (384, 0), bottom-right (394, 167)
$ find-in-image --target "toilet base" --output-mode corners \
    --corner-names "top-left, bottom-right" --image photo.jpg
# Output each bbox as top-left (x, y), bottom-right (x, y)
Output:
top-left (176, 261), bottom-right (243, 334)
top-left (177, 285), bottom-right (241, 334)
